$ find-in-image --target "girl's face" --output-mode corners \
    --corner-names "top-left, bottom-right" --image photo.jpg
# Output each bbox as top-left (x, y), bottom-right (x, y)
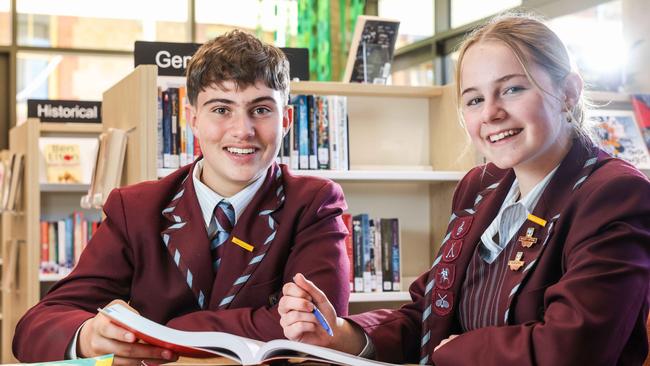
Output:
top-left (459, 41), bottom-right (573, 178)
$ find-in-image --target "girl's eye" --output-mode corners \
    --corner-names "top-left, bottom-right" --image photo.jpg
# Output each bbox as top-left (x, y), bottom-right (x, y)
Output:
top-left (466, 97), bottom-right (483, 106)
top-left (504, 86), bottom-right (524, 94)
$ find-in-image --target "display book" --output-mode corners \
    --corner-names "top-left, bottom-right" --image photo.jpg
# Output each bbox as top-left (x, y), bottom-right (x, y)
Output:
top-left (80, 128), bottom-right (128, 209)
top-left (343, 15), bottom-right (400, 84)
top-left (587, 108), bottom-right (650, 169)
top-left (100, 303), bottom-right (399, 366)
top-left (0, 150), bottom-right (25, 212)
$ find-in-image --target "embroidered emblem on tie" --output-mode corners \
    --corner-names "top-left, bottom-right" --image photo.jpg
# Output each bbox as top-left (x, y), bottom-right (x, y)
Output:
top-left (211, 200), bottom-right (235, 273)
top-left (518, 227), bottom-right (538, 248)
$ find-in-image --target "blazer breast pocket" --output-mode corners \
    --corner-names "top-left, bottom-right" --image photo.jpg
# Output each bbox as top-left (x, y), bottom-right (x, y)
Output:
top-left (234, 275), bottom-right (283, 308)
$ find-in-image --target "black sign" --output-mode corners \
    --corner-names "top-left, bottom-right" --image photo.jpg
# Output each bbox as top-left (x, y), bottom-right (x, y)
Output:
top-left (27, 99), bottom-right (101, 123)
top-left (134, 41), bottom-right (309, 80)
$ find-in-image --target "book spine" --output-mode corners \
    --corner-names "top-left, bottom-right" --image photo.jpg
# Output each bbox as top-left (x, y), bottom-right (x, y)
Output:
top-left (341, 213), bottom-right (354, 292)
top-left (169, 88), bottom-right (181, 169)
top-left (157, 87), bottom-right (163, 169)
top-left (360, 214), bottom-right (372, 293)
top-left (162, 91), bottom-right (172, 168)
top-left (297, 95), bottom-right (309, 169)
top-left (328, 95), bottom-right (339, 170)
top-left (380, 218), bottom-right (393, 291)
top-left (317, 96), bottom-right (330, 169)
top-left (307, 95), bottom-right (318, 169)
top-left (391, 218), bottom-right (401, 291)
top-left (352, 215), bottom-right (364, 292)
top-left (58, 220), bottom-right (66, 269)
top-left (48, 222), bottom-right (57, 271)
top-left (290, 98), bottom-right (300, 170)
top-left (338, 97), bottom-right (349, 170)
top-left (40, 221), bottom-right (49, 271)
top-left (372, 218), bottom-right (382, 292)
top-left (178, 86), bottom-right (188, 167)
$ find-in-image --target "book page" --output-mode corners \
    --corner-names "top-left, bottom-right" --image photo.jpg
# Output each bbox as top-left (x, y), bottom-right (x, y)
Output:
top-left (100, 304), bottom-right (263, 365)
top-left (258, 339), bottom-right (401, 366)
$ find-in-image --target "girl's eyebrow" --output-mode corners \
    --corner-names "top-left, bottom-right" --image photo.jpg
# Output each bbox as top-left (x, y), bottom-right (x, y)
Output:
top-left (461, 73), bottom-right (528, 96)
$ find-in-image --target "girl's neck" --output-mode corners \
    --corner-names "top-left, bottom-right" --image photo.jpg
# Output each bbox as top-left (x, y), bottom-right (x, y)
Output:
top-left (514, 133), bottom-right (573, 198)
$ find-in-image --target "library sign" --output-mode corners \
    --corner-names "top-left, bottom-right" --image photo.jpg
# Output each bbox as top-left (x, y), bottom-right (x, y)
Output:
top-left (134, 41), bottom-right (310, 81)
top-left (134, 41), bottom-right (201, 77)
top-left (27, 99), bottom-right (101, 123)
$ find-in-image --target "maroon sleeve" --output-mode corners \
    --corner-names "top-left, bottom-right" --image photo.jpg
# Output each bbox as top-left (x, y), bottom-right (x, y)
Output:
top-left (165, 180), bottom-right (350, 341)
top-left (432, 172), bottom-right (650, 366)
top-left (12, 189), bottom-right (134, 362)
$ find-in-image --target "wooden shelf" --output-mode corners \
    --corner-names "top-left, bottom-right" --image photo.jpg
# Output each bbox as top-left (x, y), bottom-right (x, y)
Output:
top-left (39, 273), bottom-right (65, 282)
top-left (40, 183), bottom-right (90, 193)
top-left (349, 291), bottom-right (411, 302)
top-left (290, 81), bottom-right (443, 98)
top-left (159, 168), bottom-right (466, 182)
top-left (38, 122), bottom-right (102, 134)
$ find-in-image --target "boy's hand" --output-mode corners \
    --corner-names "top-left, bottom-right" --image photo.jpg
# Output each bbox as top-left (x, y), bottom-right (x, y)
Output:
top-left (78, 299), bottom-right (178, 366)
top-left (278, 273), bottom-right (365, 355)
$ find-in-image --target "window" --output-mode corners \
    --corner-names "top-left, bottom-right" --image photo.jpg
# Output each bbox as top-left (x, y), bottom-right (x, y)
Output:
top-left (0, 0), bottom-right (10, 45)
top-left (16, 0), bottom-right (189, 50)
top-left (379, 0), bottom-right (434, 49)
top-left (391, 61), bottom-right (434, 86)
top-left (547, 1), bottom-right (624, 91)
top-left (195, 0), bottom-right (298, 46)
top-left (16, 52), bottom-right (132, 123)
top-left (451, 0), bottom-right (520, 28)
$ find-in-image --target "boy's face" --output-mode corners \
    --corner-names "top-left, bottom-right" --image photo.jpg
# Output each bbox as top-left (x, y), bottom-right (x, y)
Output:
top-left (187, 80), bottom-right (290, 197)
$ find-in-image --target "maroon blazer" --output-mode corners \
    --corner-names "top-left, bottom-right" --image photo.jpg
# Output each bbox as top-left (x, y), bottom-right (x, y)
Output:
top-left (13, 163), bottom-right (350, 362)
top-left (349, 140), bottom-right (650, 366)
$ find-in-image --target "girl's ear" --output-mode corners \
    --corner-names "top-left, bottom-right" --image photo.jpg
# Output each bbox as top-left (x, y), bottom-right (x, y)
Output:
top-left (563, 72), bottom-right (583, 110)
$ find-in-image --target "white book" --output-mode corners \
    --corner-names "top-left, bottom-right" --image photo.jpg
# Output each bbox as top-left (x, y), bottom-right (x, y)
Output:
top-left (100, 304), bottom-right (398, 366)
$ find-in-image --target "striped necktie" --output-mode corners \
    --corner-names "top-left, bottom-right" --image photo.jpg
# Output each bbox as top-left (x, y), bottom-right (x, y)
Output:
top-left (210, 200), bottom-right (235, 273)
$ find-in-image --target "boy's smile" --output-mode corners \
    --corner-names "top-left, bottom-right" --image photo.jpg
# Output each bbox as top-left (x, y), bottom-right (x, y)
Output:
top-left (187, 81), bottom-right (291, 197)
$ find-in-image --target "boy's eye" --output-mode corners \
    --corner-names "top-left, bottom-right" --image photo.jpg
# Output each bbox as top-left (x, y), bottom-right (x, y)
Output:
top-left (252, 107), bottom-right (271, 115)
top-left (212, 107), bottom-right (228, 114)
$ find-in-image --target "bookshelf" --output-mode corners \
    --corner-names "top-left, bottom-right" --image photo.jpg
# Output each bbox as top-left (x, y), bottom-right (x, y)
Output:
top-left (102, 65), bottom-right (476, 313)
top-left (0, 119), bottom-right (102, 363)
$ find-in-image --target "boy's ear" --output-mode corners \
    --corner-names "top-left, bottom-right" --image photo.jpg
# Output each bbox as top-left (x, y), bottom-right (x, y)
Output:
top-left (282, 105), bottom-right (293, 136)
top-left (186, 104), bottom-right (198, 135)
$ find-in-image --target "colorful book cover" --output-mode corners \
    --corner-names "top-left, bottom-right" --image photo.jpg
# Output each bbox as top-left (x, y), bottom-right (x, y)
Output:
top-left (25, 354), bottom-right (114, 366)
top-left (631, 95), bottom-right (650, 150)
top-left (587, 110), bottom-right (650, 169)
top-left (44, 144), bottom-right (82, 184)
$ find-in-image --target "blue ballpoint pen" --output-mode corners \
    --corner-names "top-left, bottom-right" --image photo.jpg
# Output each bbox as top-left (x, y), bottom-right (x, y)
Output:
top-left (312, 306), bottom-right (334, 336)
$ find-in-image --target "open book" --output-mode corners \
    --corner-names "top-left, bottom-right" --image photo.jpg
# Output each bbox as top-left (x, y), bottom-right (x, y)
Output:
top-left (100, 304), bottom-right (399, 366)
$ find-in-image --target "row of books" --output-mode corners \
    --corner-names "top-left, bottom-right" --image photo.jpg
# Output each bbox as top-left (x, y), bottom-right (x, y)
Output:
top-left (0, 151), bottom-right (25, 213)
top-left (280, 94), bottom-right (350, 171)
top-left (39, 212), bottom-right (101, 275)
top-left (342, 213), bottom-right (401, 293)
top-left (157, 86), bottom-right (201, 169)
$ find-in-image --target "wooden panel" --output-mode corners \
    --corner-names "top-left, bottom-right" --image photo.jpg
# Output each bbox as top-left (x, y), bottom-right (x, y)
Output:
top-left (103, 65), bottom-right (158, 185)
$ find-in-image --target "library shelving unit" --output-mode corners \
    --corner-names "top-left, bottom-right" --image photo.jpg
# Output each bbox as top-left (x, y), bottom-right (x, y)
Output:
top-left (102, 65), bottom-right (476, 314)
top-left (0, 118), bottom-right (102, 362)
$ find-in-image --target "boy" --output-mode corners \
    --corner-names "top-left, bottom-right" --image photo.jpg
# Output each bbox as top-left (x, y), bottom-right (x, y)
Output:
top-left (13, 30), bottom-right (350, 365)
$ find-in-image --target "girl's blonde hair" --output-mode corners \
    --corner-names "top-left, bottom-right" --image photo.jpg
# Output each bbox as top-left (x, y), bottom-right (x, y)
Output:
top-left (454, 12), bottom-right (592, 142)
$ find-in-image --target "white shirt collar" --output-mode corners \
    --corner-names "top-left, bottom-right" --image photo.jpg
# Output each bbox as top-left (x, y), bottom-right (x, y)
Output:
top-left (479, 165), bottom-right (560, 263)
top-left (191, 159), bottom-right (266, 229)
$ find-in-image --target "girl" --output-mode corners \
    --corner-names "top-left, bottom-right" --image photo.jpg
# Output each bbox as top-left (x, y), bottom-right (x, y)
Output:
top-left (278, 13), bottom-right (650, 366)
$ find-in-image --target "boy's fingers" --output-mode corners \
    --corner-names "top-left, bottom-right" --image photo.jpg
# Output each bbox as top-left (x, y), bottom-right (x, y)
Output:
top-left (293, 273), bottom-right (329, 305)
top-left (282, 282), bottom-right (313, 301)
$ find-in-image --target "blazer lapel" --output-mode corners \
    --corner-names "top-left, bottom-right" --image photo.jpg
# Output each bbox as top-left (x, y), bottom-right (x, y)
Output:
top-left (161, 165), bottom-right (214, 309)
top-left (499, 140), bottom-right (601, 322)
top-left (421, 169), bottom-right (515, 362)
top-left (210, 164), bottom-right (286, 309)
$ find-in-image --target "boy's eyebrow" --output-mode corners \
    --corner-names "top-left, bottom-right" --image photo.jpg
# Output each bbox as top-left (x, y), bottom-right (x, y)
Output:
top-left (461, 73), bottom-right (527, 96)
top-left (202, 96), bottom-right (278, 107)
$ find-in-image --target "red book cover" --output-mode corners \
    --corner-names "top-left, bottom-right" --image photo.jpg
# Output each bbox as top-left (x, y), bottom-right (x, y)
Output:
top-left (341, 213), bottom-right (354, 292)
top-left (632, 95), bottom-right (650, 149)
